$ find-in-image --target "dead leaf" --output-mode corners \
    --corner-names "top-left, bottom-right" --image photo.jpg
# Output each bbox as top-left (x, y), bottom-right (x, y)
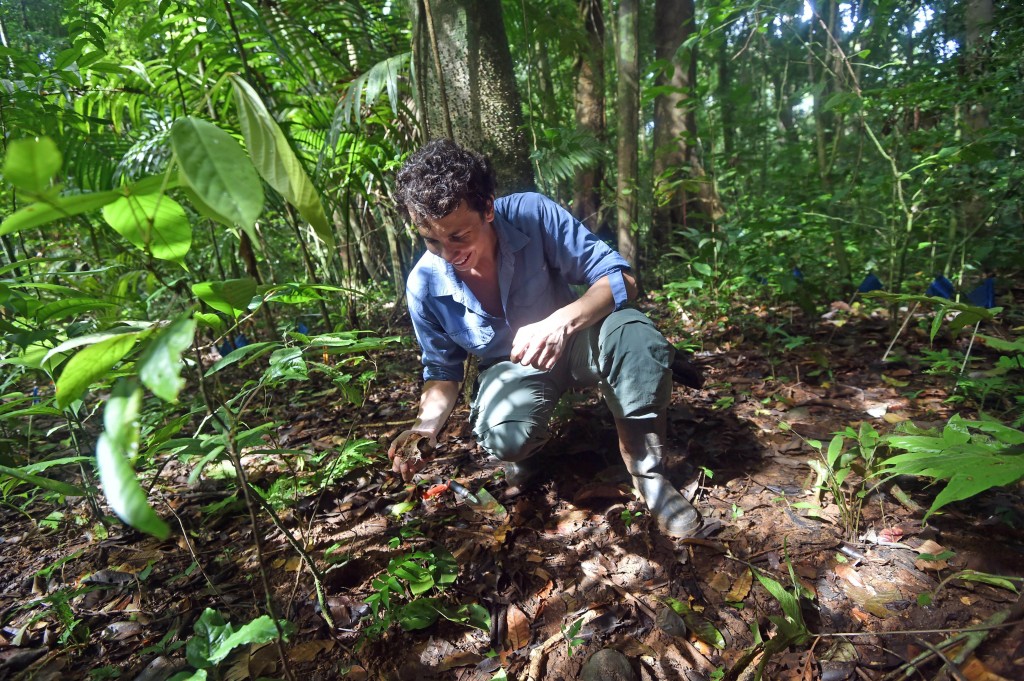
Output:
top-left (288, 640), bottom-right (335, 663)
top-left (914, 539), bottom-right (949, 570)
top-left (961, 655), bottom-right (1013, 681)
top-left (879, 527), bottom-right (904, 543)
top-left (550, 509), bottom-right (591, 535)
top-left (506, 604), bottom-right (531, 651)
top-left (438, 651), bottom-right (484, 671)
top-left (834, 563), bottom-right (866, 589)
top-left (573, 483), bottom-right (628, 504)
top-left (708, 571), bottom-right (732, 592)
top-left (883, 412), bottom-right (909, 424)
top-left (725, 568), bottom-right (752, 603)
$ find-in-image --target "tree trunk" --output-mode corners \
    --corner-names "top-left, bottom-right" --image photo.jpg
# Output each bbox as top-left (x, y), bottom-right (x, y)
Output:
top-left (411, 0), bottom-right (534, 194)
top-left (651, 0), bottom-right (722, 265)
top-left (615, 0), bottom-right (639, 271)
top-left (573, 0), bottom-right (606, 234)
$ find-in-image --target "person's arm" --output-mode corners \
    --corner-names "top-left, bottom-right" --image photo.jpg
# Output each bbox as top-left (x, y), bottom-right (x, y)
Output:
top-left (388, 379), bottom-right (461, 480)
top-left (510, 271), bottom-right (637, 370)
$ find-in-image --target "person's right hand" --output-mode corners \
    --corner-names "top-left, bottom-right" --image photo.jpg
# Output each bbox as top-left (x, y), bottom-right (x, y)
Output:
top-left (387, 430), bottom-right (436, 481)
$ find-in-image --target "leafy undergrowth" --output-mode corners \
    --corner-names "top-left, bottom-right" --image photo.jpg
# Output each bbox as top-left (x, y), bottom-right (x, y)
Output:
top-left (2, 289), bottom-right (1024, 681)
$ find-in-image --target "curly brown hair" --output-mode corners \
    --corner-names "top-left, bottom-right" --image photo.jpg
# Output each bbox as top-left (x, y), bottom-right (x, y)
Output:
top-left (394, 139), bottom-right (496, 221)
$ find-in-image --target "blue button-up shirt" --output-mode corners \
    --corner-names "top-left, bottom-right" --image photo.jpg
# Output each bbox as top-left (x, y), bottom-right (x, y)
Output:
top-left (406, 192), bottom-right (631, 382)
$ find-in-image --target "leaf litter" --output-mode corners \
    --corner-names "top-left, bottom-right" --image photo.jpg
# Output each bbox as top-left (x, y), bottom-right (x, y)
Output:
top-left (1, 295), bottom-right (1023, 680)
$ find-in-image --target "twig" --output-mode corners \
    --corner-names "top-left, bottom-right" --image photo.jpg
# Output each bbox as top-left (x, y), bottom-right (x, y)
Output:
top-left (913, 636), bottom-right (968, 681)
top-left (882, 301), bottom-right (919, 362)
top-left (160, 496), bottom-right (222, 598)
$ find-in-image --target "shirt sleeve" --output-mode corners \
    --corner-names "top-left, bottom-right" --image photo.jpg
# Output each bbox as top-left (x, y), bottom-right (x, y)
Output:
top-left (407, 289), bottom-right (467, 382)
top-left (527, 194), bottom-right (632, 310)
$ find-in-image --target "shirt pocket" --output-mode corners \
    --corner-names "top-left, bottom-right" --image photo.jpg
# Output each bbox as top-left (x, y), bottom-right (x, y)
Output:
top-left (449, 322), bottom-right (495, 351)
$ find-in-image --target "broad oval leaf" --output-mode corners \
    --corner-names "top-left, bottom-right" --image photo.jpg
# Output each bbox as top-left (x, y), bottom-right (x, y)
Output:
top-left (102, 193), bottom-right (192, 264)
top-left (56, 332), bottom-right (140, 408)
top-left (171, 116), bottom-right (264, 237)
top-left (96, 380), bottom-right (170, 540)
top-left (230, 77), bottom-right (334, 247)
top-left (139, 317), bottom-right (197, 402)
top-left (3, 136), bottom-right (62, 194)
top-left (191, 278), bottom-right (258, 318)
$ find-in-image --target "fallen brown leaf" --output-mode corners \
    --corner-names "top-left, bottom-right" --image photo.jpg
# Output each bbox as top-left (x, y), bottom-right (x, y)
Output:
top-left (506, 604), bottom-right (531, 651)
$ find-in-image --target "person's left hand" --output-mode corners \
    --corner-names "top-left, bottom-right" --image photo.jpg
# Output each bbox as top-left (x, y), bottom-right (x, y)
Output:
top-left (510, 312), bottom-right (571, 370)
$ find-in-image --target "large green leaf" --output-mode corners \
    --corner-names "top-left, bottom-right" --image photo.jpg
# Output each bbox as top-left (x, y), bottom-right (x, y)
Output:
top-left (0, 174), bottom-right (179, 237)
top-left (96, 380), bottom-right (170, 540)
top-left (2, 136), bottom-right (62, 195)
top-left (880, 442), bottom-right (1024, 518)
top-left (1, 190), bottom-right (122, 237)
top-left (230, 76), bottom-right (334, 247)
top-left (102, 193), bottom-right (192, 264)
top-left (187, 608), bottom-right (290, 668)
top-left (171, 116), bottom-right (264, 239)
top-left (0, 463), bottom-right (86, 497)
top-left (191, 278), bottom-right (258, 318)
top-left (55, 332), bottom-right (140, 408)
top-left (139, 317), bottom-right (196, 402)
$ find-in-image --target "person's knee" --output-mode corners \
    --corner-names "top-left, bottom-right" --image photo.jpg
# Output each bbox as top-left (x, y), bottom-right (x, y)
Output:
top-left (474, 419), bottom-right (548, 462)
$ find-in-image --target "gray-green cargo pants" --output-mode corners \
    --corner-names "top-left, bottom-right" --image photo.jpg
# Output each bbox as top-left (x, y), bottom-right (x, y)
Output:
top-left (469, 308), bottom-right (675, 463)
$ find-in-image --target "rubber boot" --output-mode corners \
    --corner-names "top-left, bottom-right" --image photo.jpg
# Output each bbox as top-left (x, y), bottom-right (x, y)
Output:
top-left (616, 415), bottom-right (702, 539)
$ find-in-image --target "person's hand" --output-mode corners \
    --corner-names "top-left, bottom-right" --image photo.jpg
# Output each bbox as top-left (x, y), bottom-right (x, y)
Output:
top-left (387, 430), bottom-right (436, 481)
top-left (510, 312), bottom-right (571, 370)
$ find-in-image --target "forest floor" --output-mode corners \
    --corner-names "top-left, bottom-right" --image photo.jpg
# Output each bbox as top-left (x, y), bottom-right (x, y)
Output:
top-left (2, 288), bottom-right (1023, 681)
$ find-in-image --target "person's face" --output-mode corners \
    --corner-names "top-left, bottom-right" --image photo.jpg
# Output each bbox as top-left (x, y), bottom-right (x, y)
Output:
top-left (417, 200), bottom-right (496, 273)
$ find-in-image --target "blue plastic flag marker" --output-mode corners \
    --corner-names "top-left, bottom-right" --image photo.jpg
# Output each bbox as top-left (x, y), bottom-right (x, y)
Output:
top-left (857, 273), bottom-right (884, 293)
top-left (925, 275), bottom-right (955, 299)
top-left (966, 278), bottom-right (995, 308)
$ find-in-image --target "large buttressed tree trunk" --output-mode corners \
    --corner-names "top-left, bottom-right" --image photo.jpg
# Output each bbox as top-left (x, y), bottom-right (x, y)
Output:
top-left (573, 0), bottom-right (606, 234)
top-left (411, 0), bottom-right (535, 194)
top-left (651, 0), bottom-right (722, 257)
top-left (615, 0), bottom-right (639, 269)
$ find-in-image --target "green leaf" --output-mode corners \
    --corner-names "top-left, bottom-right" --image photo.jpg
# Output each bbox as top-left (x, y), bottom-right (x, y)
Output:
top-left (139, 317), bottom-right (196, 402)
top-left (826, 435), bottom-right (844, 468)
top-left (399, 598), bottom-right (441, 630)
top-left (1, 190), bottom-right (122, 237)
top-left (3, 136), bottom-right (61, 194)
top-left (955, 570), bottom-right (1020, 594)
top-left (36, 297), bottom-right (120, 323)
top-left (171, 116), bottom-right (264, 238)
top-left (0, 463), bottom-right (87, 497)
top-left (56, 332), bottom-right (140, 408)
top-left (263, 347), bottom-right (307, 383)
top-left (203, 341), bottom-right (276, 376)
top-left (208, 615), bottom-right (288, 664)
top-left (751, 569), bottom-right (807, 640)
top-left (882, 425), bottom-right (1024, 518)
top-left (193, 312), bottom-right (225, 334)
top-left (192, 278), bottom-right (258, 318)
top-left (682, 611), bottom-right (726, 649)
top-left (230, 76), bottom-right (334, 247)
top-left (96, 380), bottom-right (170, 540)
top-left (102, 193), bottom-right (192, 264)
